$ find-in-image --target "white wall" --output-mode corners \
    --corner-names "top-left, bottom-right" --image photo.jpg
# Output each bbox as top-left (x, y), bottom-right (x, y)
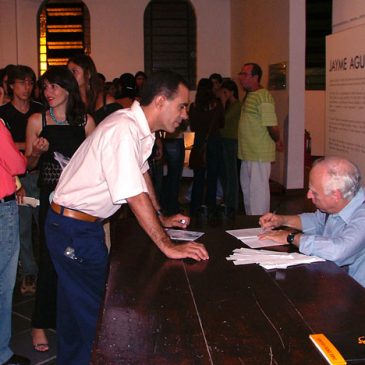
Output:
top-left (0, 0), bottom-right (40, 68)
top-left (230, 0), bottom-right (306, 189)
top-left (332, 0), bottom-right (365, 33)
top-left (0, 0), bottom-right (313, 189)
top-left (0, 0), bottom-right (231, 82)
top-left (305, 91), bottom-right (325, 156)
top-left (302, 2), bottom-right (365, 161)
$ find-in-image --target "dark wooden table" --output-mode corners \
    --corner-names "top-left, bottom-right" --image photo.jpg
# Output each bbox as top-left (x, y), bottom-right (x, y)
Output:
top-left (91, 214), bottom-right (365, 364)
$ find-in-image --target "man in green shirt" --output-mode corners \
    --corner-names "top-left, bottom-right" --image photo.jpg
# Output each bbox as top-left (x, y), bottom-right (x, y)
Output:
top-left (238, 63), bottom-right (282, 215)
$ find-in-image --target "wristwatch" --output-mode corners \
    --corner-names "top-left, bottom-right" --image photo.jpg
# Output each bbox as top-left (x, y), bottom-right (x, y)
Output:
top-left (286, 232), bottom-right (298, 245)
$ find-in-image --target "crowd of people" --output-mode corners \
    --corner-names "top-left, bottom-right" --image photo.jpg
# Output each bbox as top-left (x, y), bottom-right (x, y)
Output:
top-left (1, 57), bottom-right (365, 365)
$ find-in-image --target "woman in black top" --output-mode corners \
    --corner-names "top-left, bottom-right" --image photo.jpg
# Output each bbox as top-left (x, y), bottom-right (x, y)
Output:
top-left (189, 78), bottom-right (224, 216)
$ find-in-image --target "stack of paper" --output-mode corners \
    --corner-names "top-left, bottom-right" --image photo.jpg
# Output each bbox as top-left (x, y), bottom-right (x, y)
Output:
top-left (226, 247), bottom-right (325, 269)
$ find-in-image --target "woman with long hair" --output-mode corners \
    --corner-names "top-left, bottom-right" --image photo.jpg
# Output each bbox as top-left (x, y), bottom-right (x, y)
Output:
top-left (189, 78), bottom-right (224, 216)
top-left (25, 66), bottom-right (96, 352)
top-left (219, 79), bottom-right (241, 217)
top-left (67, 54), bottom-right (121, 124)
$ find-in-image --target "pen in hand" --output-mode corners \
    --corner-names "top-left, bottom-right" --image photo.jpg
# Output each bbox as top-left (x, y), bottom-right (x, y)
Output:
top-left (260, 210), bottom-right (277, 232)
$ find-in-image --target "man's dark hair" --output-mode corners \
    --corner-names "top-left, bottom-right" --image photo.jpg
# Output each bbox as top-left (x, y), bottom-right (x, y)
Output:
top-left (209, 73), bottom-right (223, 84)
top-left (244, 63), bottom-right (262, 83)
top-left (140, 70), bottom-right (188, 106)
top-left (7, 65), bottom-right (36, 98)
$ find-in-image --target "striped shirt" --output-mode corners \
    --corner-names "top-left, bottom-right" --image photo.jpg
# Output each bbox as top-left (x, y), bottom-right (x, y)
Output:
top-left (238, 88), bottom-right (277, 162)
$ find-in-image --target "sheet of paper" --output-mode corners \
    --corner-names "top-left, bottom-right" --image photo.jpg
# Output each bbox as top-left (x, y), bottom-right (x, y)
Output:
top-left (226, 228), bottom-right (287, 248)
top-left (17, 196), bottom-right (40, 208)
top-left (242, 237), bottom-right (287, 249)
top-left (166, 229), bottom-right (204, 241)
top-left (226, 227), bottom-right (263, 239)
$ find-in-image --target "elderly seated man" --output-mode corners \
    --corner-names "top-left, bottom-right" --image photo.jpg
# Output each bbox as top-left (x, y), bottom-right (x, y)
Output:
top-left (259, 156), bottom-right (365, 288)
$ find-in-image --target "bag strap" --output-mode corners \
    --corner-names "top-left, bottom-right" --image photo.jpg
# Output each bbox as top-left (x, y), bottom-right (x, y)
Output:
top-left (42, 110), bottom-right (47, 129)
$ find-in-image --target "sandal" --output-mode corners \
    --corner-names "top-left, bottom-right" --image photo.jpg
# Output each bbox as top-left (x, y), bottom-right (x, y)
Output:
top-left (32, 328), bottom-right (49, 352)
top-left (33, 343), bottom-right (49, 352)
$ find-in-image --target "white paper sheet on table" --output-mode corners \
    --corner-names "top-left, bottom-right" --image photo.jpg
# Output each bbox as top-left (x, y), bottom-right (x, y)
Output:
top-left (166, 229), bottom-right (204, 241)
top-left (226, 247), bottom-right (325, 269)
top-left (226, 228), bottom-right (287, 248)
top-left (226, 227), bottom-right (263, 239)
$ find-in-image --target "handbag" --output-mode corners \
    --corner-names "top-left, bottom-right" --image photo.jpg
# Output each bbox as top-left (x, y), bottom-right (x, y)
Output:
top-left (188, 142), bottom-right (207, 169)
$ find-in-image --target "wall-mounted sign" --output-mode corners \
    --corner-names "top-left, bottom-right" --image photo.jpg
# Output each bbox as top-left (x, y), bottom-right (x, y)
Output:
top-left (268, 62), bottom-right (287, 90)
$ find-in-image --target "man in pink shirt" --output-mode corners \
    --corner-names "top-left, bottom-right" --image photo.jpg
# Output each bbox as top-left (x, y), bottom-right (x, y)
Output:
top-left (44, 70), bottom-right (209, 365)
top-left (0, 119), bottom-right (29, 365)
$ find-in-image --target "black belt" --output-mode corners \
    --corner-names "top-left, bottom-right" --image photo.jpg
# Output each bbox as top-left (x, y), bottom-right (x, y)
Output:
top-left (0, 193), bottom-right (16, 203)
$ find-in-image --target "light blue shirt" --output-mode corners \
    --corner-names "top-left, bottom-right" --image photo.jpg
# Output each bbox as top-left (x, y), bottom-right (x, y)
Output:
top-left (299, 188), bottom-right (365, 288)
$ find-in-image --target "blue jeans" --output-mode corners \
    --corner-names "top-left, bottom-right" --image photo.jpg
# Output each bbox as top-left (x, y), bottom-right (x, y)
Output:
top-left (45, 209), bottom-right (108, 365)
top-left (0, 200), bottom-right (20, 364)
top-left (19, 172), bottom-right (39, 278)
top-left (162, 138), bottom-right (185, 215)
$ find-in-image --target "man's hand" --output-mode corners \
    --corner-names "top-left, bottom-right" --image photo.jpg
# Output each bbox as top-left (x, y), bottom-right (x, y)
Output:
top-left (258, 229), bottom-right (288, 244)
top-left (127, 193), bottom-right (209, 262)
top-left (16, 186), bottom-right (26, 205)
top-left (32, 137), bottom-right (49, 156)
top-left (163, 241), bottom-right (209, 261)
top-left (160, 213), bottom-right (190, 229)
top-left (259, 212), bottom-right (283, 230)
top-left (276, 140), bottom-right (284, 152)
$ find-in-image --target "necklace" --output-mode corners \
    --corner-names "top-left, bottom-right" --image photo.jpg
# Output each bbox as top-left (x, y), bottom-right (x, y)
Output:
top-left (49, 107), bottom-right (68, 125)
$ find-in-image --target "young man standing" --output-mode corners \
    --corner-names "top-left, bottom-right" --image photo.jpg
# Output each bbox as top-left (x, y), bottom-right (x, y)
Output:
top-left (0, 65), bottom-right (43, 295)
top-left (0, 118), bottom-right (29, 365)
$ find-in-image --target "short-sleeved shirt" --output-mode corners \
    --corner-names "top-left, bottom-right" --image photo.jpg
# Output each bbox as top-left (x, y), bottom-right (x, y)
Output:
top-left (0, 119), bottom-right (27, 198)
top-left (53, 101), bottom-right (155, 219)
top-left (237, 88), bottom-right (277, 162)
top-left (221, 100), bottom-right (241, 140)
top-left (0, 101), bottom-right (43, 143)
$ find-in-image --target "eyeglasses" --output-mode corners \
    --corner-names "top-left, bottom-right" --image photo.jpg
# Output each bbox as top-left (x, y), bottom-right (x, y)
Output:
top-left (14, 80), bottom-right (35, 86)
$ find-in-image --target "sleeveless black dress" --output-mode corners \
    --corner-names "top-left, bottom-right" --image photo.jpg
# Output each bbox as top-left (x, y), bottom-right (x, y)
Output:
top-left (32, 112), bottom-right (86, 329)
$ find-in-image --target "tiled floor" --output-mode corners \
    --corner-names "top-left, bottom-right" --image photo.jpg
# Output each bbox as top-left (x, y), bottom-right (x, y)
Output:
top-left (9, 178), bottom-right (313, 365)
top-left (11, 287), bottom-right (57, 365)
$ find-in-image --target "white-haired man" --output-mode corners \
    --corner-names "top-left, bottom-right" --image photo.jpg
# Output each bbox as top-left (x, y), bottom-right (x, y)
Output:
top-left (259, 156), bottom-right (365, 287)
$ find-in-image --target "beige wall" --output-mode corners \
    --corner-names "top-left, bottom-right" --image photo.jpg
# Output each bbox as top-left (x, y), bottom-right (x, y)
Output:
top-left (0, 0), bottom-right (231, 82)
top-left (305, 91), bottom-right (325, 156)
top-left (0, 0), bottom-right (40, 68)
top-left (230, 0), bottom-right (291, 186)
top-left (0, 0), bottom-right (312, 188)
top-left (333, 0), bottom-right (365, 33)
